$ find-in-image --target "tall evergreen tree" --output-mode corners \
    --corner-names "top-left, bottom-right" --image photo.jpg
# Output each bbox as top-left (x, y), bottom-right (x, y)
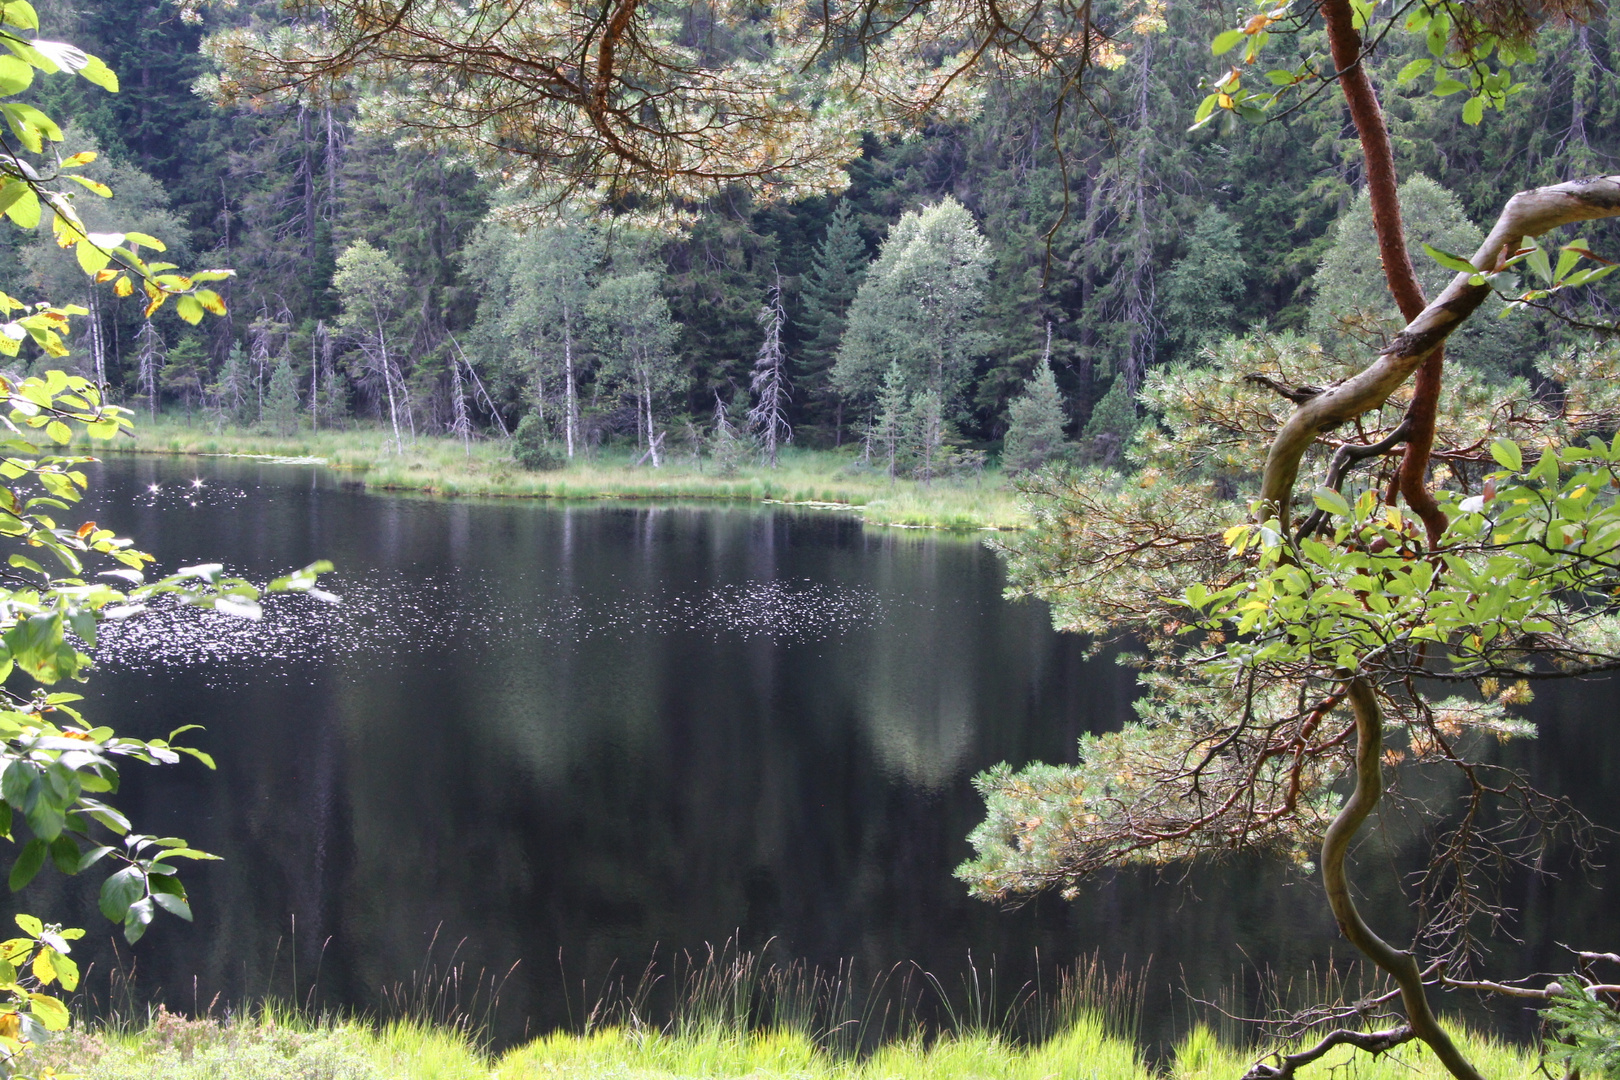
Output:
top-left (869, 361), bottom-right (909, 479)
top-left (1160, 208), bottom-right (1248, 365)
top-left (264, 356), bottom-right (301, 436)
top-left (796, 201), bottom-right (867, 443)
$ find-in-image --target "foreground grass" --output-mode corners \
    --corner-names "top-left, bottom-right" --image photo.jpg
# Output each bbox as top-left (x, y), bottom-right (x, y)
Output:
top-left (106, 419), bottom-right (1028, 531)
top-left (17, 1011), bottom-right (1541, 1080)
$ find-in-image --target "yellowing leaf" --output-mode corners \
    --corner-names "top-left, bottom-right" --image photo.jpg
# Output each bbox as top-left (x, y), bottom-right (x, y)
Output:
top-left (59, 150), bottom-right (95, 167)
top-left (175, 294), bottom-right (203, 325)
top-left (77, 53), bottom-right (117, 92)
top-left (194, 289), bottom-right (226, 316)
top-left (112, 276), bottom-right (132, 298)
top-left (27, 992), bottom-right (69, 1030)
top-left (65, 174), bottom-right (111, 197)
top-left (122, 231), bottom-right (165, 251)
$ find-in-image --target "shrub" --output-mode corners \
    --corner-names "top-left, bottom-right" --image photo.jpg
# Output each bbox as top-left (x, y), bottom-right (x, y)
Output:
top-left (512, 412), bottom-right (565, 471)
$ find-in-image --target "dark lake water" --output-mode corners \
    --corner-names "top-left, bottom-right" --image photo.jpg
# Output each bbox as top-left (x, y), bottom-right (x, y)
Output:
top-left (13, 455), bottom-right (1620, 1047)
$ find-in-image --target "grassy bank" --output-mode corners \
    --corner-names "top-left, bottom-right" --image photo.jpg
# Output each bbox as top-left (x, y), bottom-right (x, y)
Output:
top-left (104, 419), bottom-right (1029, 531)
top-left (18, 1009), bottom-right (1539, 1080)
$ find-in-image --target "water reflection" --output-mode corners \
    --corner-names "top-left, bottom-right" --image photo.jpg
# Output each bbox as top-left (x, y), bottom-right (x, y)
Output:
top-left (6, 456), bottom-right (1614, 1050)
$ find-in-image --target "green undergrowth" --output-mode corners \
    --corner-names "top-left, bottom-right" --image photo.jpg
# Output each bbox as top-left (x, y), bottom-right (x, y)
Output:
top-left (94, 419), bottom-right (1028, 531)
top-left (13, 1010), bottom-right (1539, 1080)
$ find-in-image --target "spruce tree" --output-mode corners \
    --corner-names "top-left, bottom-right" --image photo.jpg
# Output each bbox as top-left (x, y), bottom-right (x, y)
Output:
top-left (264, 357), bottom-right (301, 436)
top-left (1002, 358), bottom-right (1069, 474)
top-left (748, 272), bottom-right (792, 467)
top-left (796, 202), bottom-right (868, 442)
top-left (1160, 208), bottom-right (1247, 365)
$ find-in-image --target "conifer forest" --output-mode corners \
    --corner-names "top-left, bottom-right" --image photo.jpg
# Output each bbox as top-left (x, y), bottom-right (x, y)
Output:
top-left (22, 0), bottom-right (1620, 466)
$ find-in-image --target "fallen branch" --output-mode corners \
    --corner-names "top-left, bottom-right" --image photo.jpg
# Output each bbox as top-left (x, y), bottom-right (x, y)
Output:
top-left (1242, 1024), bottom-right (1416, 1080)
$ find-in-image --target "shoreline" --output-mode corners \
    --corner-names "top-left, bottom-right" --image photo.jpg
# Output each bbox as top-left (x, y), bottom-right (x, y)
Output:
top-left (94, 422), bottom-right (1031, 531)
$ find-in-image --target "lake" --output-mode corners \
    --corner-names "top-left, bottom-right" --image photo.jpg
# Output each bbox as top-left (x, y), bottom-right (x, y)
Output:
top-left (21, 455), bottom-right (1620, 1047)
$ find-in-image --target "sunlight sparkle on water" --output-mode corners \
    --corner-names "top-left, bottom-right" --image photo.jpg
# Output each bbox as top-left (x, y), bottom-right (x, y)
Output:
top-left (92, 570), bottom-right (884, 680)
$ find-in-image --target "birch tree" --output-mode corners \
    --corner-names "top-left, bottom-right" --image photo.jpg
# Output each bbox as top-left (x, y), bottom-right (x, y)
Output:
top-left (334, 240), bottom-right (411, 451)
top-left (466, 219), bottom-right (601, 456)
top-left (586, 271), bottom-right (683, 467)
top-left (834, 198), bottom-right (991, 409)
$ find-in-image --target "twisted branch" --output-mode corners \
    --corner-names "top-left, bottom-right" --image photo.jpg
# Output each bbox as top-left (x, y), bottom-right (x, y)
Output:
top-left (1260, 175), bottom-right (1620, 531)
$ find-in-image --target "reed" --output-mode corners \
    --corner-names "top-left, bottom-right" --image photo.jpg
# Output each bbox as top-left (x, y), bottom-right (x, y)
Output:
top-left (19, 939), bottom-right (1549, 1080)
top-left (25, 1008), bottom-right (1538, 1080)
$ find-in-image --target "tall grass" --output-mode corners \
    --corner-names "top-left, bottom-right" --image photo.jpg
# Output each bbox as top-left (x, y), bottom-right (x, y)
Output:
top-left (17, 943), bottom-right (1547, 1080)
top-left (97, 418), bottom-right (1030, 531)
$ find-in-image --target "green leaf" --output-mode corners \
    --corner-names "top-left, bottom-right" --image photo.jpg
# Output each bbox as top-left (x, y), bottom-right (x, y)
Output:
top-left (1, 760), bottom-right (31, 807)
top-left (1426, 11), bottom-right (1450, 56)
top-left (98, 865), bottom-right (142, 922)
top-left (1312, 487), bottom-right (1352, 517)
top-left (1431, 78), bottom-right (1468, 96)
top-left (76, 53), bottom-right (116, 92)
top-left (74, 238), bottom-right (112, 275)
top-left (50, 951), bottom-right (77, 991)
top-left (1491, 439), bottom-right (1524, 472)
top-left (1397, 58), bottom-right (1432, 83)
top-left (3, 185), bottom-right (38, 228)
top-left (8, 838), bottom-right (45, 891)
top-left (1211, 29), bottom-right (1244, 54)
top-left (47, 835), bottom-right (78, 875)
top-left (1528, 244), bottom-right (1553, 283)
top-left (13, 913), bottom-right (40, 937)
top-left (0, 54), bottom-right (33, 96)
top-left (1422, 243), bottom-right (1477, 273)
top-left (122, 896), bottom-right (153, 944)
top-left (1, 3), bottom-right (40, 32)
top-left (1462, 95), bottom-right (1485, 125)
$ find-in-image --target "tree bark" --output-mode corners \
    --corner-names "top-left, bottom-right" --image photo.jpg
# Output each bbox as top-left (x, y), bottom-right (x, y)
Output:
top-left (1260, 175), bottom-right (1620, 530)
top-left (1326, 680), bottom-right (1483, 1080)
top-left (1319, 0), bottom-right (1450, 543)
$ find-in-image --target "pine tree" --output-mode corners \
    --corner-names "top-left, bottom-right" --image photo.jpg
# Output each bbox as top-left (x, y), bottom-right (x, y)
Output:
top-left (264, 357), bottom-right (301, 436)
top-left (748, 272), bottom-right (792, 467)
top-left (1002, 335), bottom-right (1069, 474)
top-left (796, 201), bottom-right (868, 442)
